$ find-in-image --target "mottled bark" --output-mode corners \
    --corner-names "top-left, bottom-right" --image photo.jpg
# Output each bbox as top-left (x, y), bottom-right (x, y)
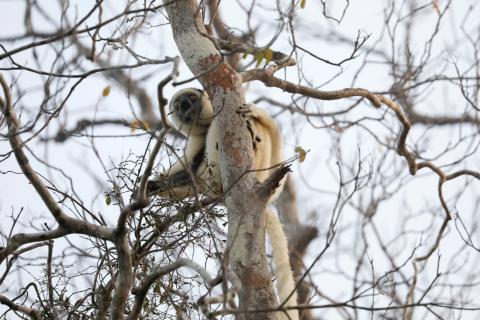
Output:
top-left (163, 1), bottom-right (278, 318)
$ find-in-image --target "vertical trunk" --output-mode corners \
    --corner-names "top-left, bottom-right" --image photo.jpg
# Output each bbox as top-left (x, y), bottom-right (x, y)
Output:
top-left (163, 1), bottom-right (277, 318)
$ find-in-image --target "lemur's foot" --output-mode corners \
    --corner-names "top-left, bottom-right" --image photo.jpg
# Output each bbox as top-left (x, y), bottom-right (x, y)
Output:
top-left (237, 104), bottom-right (262, 149)
top-left (236, 103), bottom-right (255, 117)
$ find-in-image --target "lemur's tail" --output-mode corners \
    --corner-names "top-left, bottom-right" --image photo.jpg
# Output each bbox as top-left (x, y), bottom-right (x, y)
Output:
top-left (266, 208), bottom-right (299, 320)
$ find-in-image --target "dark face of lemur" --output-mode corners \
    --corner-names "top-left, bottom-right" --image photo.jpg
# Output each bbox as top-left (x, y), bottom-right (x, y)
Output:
top-left (173, 90), bottom-right (203, 124)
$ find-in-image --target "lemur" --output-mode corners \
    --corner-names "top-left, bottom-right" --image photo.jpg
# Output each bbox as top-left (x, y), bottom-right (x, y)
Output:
top-left (147, 88), bottom-right (298, 320)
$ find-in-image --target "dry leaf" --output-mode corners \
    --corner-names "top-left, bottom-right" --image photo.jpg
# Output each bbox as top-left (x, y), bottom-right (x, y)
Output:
top-left (102, 85), bottom-right (111, 97)
top-left (131, 120), bottom-right (139, 133)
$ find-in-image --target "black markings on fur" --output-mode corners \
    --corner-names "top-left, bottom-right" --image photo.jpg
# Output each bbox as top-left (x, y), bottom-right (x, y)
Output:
top-left (191, 147), bottom-right (206, 175)
top-left (147, 147), bottom-right (206, 193)
top-left (167, 147), bottom-right (206, 188)
top-left (175, 91), bottom-right (203, 124)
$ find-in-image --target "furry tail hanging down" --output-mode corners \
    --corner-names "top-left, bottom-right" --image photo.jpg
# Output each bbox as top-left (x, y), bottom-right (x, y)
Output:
top-left (266, 208), bottom-right (299, 320)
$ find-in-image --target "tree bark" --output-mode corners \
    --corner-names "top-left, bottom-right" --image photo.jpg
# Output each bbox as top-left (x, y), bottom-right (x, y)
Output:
top-left (163, 1), bottom-right (277, 319)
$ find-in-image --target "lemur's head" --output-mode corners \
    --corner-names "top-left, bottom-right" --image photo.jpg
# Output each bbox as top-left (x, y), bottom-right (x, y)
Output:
top-left (169, 88), bottom-right (214, 135)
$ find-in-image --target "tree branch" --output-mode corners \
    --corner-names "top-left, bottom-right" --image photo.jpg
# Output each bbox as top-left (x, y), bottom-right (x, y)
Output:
top-left (0, 228), bottom-right (68, 265)
top-left (129, 258), bottom-right (216, 320)
top-left (0, 294), bottom-right (41, 320)
top-left (163, 1), bottom-right (279, 318)
top-left (0, 73), bottom-right (114, 245)
top-left (240, 66), bottom-right (480, 264)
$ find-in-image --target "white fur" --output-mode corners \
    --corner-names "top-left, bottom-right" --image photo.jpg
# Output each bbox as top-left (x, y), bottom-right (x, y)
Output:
top-left (266, 209), bottom-right (298, 320)
top-left (154, 89), bottom-right (298, 319)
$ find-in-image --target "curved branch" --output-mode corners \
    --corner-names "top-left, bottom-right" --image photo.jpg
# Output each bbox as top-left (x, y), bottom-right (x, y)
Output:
top-left (0, 228), bottom-right (68, 264)
top-left (241, 68), bottom-right (382, 108)
top-left (128, 258), bottom-right (215, 320)
top-left (241, 67), bottom-right (480, 263)
top-left (0, 73), bottom-right (114, 243)
top-left (0, 294), bottom-right (41, 320)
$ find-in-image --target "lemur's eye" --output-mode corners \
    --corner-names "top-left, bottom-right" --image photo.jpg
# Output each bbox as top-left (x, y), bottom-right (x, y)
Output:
top-left (174, 101), bottom-right (180, 107)
top-left (190, 94), bottom-right (197, 101)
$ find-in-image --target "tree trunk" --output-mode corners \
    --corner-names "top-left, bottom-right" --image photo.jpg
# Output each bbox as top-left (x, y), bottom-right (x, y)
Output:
top-left (163, 1), bottom-right (277, 318)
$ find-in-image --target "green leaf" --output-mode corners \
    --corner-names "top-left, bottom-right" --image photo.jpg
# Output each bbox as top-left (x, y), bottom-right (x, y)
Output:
top-left (254, 52), bottom-right (263, 67)
top-left (105, 193), bottom-right (111, 206)
top-left (294, 146), bottom-right (307, 163)
top-left (264, 48), bottom-right (273, 65)
top-left (300, 0), bottom-right (307, 9)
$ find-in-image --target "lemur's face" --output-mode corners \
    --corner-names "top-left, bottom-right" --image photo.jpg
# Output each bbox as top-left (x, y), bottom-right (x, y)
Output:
top-left (173, 90), bottom-right (203, 124)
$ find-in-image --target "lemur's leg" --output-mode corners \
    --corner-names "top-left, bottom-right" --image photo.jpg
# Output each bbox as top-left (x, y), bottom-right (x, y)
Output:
top-left (237, 104), bottom-right (262, 149)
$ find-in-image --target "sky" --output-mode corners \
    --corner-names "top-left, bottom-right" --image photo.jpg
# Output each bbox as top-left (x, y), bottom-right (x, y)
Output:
top-left (1, 0), bottom-right (479, 319)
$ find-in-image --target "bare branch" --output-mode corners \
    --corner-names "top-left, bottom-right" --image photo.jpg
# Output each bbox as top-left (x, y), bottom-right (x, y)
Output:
top-left (129, 258), bottom-right (216, 320)
top-left (0, 294), bottom-right (41, 320)
top-left (0, 73), bottom-right (114, 242)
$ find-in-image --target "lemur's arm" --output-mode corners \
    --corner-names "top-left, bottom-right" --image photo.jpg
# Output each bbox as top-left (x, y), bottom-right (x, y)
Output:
top-left (147, 88), bottom-right (213, 199)
top-left (147, 144), bottom-right (206, 198)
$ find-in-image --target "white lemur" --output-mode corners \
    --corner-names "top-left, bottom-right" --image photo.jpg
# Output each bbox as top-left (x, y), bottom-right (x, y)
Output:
top-left (147, 88), bottom-right (298, 320)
